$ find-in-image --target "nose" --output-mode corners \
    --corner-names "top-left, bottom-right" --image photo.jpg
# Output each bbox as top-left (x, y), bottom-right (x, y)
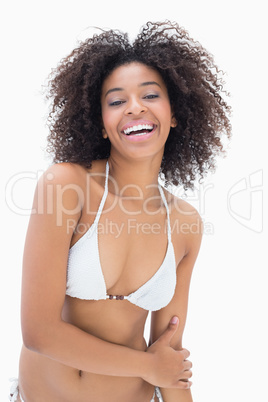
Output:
top-left (124, 97), bottom-right (147, 116)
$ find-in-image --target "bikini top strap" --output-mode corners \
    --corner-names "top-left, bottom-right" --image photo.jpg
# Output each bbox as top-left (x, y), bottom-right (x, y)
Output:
top-left (94, 161), bottom-right (109, 225)
top-left (94, 164), bottom-right (172, 243)
top-left (158, 184), bottom-right (172, 243)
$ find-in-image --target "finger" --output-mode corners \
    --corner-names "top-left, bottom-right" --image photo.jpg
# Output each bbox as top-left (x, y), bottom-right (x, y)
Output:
top-left (181, 370), bottom-right (193, 379)
top-left (170, 316), bottom-right (179, 325)
top-left (179, 348), bottom-right (190, 360)
top-left (183, 360), bottom-right (192, 371)
top-left (176, 380), bottom-right (192, 389)
top-left (158, 316), bottom-right (179, 345)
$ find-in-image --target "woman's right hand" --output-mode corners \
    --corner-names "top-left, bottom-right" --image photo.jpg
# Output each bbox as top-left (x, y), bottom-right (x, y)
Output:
top-left (143, 317), bottom-right (193, 389)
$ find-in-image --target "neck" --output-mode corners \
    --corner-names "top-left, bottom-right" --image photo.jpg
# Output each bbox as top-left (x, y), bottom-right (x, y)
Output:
top-left (107, 154), bottom-right (163, 199)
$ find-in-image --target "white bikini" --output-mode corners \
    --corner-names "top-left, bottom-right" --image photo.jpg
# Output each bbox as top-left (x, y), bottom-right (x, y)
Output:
top-left (66, 160), bottom-right (177, 311)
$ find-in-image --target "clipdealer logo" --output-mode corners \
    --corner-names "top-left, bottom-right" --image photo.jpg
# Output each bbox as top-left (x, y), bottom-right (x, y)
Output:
top-left (5, 168), bottom-right (264, 234)
top-left (227, 169), bottom-right (263, 233)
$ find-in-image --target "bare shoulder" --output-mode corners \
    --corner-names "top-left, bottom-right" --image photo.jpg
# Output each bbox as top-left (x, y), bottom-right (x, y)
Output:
top-left (43, 162), bottom-right (86, 185)
top-left (165, 189), bottom-right (203, 257)
top-left (38, 159), bottom-right (106, 201)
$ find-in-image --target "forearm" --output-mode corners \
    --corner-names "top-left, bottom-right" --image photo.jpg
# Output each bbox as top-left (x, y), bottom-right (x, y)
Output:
top-left (160, 388), bottom-right (193, 402)
top-left (24, 320), bottom-right (150, 378)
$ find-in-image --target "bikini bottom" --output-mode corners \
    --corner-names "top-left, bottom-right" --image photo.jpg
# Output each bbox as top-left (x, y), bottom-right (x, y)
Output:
top-left (9, 378), bottom-right (164, 402)
top-left (9, 378), bottom-right (24, 402)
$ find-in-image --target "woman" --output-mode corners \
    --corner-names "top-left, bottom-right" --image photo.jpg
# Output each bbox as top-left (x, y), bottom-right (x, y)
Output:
top-left (10, 21), bottom-right (231, 401)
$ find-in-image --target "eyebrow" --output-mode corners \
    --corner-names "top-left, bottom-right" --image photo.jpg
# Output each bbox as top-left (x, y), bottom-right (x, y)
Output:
top-left (104, 81), bottom-right (161, 97)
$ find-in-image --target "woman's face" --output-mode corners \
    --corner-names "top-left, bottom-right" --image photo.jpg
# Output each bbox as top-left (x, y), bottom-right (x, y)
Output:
top-left (101, 62), bottom-right (176, 161)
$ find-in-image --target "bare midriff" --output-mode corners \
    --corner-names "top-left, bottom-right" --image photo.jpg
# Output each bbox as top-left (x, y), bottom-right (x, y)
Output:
top-left (19, 297), bottom-right (155, 402)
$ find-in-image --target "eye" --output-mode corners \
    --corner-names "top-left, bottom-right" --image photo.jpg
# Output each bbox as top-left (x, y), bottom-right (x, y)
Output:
top-left (144, 94), bottom-right (159, 100)
top-left (109, 100), bottom-right (125, 106)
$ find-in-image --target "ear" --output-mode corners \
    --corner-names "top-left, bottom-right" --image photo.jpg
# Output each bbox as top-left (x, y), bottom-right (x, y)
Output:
top-left (170, 115), bottom-right (177, 128)
top-left (102, 128), bottom-right (108, 139)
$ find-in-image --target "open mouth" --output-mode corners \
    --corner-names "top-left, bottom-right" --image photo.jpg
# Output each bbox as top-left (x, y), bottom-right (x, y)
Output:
top-left (122, 124), bottom-right (155, 137)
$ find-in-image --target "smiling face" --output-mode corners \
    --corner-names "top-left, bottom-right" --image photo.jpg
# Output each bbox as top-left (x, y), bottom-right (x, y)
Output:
top-left (101, 62), bottom-right (176, 161)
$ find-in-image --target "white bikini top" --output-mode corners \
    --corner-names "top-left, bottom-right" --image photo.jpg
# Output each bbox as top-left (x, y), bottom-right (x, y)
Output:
top-left (66, 161), bottom-right (177, 311)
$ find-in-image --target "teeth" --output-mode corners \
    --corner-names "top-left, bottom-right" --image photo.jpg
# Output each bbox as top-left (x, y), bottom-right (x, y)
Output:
top-left (132, 132), bottom-right (147, 136)
top-left (123, 124), bottom-right (153, 135)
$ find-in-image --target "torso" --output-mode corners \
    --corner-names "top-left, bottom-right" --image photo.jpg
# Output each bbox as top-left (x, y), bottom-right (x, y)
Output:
top-left (18, 159), bottom-right (189, 402)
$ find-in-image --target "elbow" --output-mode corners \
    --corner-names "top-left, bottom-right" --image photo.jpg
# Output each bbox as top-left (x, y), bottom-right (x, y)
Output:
top-left (21, 321), bottom-right (55, 354)
top-left (22, 316), bottom-right (64, 354)
top-left (22, 327), bottom-right (44, 353)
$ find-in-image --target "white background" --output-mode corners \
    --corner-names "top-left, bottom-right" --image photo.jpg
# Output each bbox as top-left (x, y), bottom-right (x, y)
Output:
top-left (1, 0), bottom-right (267, 401)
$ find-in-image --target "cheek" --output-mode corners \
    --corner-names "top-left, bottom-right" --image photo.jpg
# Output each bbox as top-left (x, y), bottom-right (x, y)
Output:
top-left (157, 104), bottom-right (172, 128)
top-left (102, 108), bottom-right (119, 131)
top-left (155, 99), bottom-right (171, 115)
top-left (101, 109), bottom-right (112, 130)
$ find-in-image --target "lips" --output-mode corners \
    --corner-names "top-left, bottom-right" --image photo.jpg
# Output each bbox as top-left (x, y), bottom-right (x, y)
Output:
top-left (119, 120), bottom-right (157, 143)
top-left (121, 120), bottom-right (157, 136)
top-left (124, 124), bottom-right (154, 136)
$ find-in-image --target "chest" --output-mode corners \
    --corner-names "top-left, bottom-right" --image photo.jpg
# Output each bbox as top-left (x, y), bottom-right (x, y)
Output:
top-left (76, 196), bottom-right (185, 295)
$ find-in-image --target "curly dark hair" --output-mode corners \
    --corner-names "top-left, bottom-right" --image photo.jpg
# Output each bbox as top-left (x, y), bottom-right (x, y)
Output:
top-left (45, 20), bottom-right (231, 189)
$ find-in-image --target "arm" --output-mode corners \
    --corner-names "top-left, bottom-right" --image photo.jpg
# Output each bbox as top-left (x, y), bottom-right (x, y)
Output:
top-left (149, 210), bottom-right (203, 401)
top-left (21, 163), bottom-right (193, 387)
top-left (21, 163), bottom-right (145, 377)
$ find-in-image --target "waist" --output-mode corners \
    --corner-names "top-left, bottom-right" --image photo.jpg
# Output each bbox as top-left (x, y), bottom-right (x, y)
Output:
top-left (19, 297), bottom-right (151, 400)
top-left (19, 344), bottom-right (154, 402)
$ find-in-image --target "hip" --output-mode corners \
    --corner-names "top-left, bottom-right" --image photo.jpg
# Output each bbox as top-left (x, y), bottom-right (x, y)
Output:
top-left (10, 378), bottom-right (163, 402)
